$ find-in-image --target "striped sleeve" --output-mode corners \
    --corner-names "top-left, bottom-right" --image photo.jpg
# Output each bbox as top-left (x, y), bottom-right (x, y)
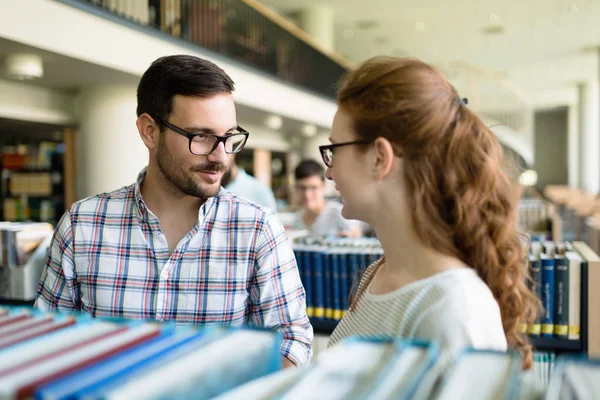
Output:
top-left (35, 209), bottom-right (79, 312)
top-left (250, 212), bottom-right (313, 366)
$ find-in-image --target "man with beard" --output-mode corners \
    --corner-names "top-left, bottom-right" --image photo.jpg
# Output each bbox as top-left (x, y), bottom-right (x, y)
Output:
top-left (35, 55), bottom-right (312, 367)
top-left (221, 155), bottom-right (278, 212)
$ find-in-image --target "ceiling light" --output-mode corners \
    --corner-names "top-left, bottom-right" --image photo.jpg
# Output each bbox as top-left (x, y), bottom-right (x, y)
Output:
top-left (519, 170), bottom-right (538, 187)
top-left (2, 53), bottom-right (43, 80)
top-left (569, 4), bottom-right (579, 13)
top-left (415, 21), bottom-right (426, 31)
top-left (301, 124), bottom-right (317, 137)
top-left (265, 115), bottom-right (283, 130)
top-left (488, 13), bottom-right (499, 24)
top-left (343, 29), bottom-right (354, 39)
top-left (483, 25), bottom-right (505, 35)
top-left (356, 20), bottom-right (379, 30)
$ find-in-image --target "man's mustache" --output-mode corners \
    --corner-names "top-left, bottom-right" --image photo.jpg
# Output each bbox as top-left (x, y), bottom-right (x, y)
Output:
top-left (191, 163), bottom-right (226, 173)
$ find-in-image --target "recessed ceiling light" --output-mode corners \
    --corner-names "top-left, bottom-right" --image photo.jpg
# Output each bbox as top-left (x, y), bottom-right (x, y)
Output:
top-left (356, 20), bottom-right (379, 30)
top-left (488, 13), bottom-right (499, 24)
top-left (265, 115), bottom-right (283, 130)
top-left (302, 124), bottom-right (317, 137)
top-left (482, 25), bottom-right (504, 35)
top-left (343, 29), bottom-right (354, 39)
top-left (2, 53), bottom-right (43, 81)
top-left (569, 4), bottom-right (579, 13)
top-left (415, 21), bottom-right (426, 31)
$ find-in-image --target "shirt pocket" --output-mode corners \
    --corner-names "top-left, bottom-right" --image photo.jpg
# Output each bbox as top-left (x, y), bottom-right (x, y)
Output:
top-left (185, 256), bottom-right (254, 325)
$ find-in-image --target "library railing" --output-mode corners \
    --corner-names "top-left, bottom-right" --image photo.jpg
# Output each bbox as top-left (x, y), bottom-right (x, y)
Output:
top-left (58, 0), bottom-right (351, 99)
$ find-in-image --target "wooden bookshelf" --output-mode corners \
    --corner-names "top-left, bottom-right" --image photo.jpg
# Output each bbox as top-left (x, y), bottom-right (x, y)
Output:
top-left (0, 124), bottom-right (76, 224)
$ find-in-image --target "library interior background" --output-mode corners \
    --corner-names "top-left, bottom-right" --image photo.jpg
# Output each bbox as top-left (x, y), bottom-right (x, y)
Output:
top-left (1, 0), bottom-right (600, 399)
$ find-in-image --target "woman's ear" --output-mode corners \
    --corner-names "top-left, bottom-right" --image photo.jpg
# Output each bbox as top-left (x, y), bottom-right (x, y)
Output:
top-left (372, 137), bottom-right (396, 180)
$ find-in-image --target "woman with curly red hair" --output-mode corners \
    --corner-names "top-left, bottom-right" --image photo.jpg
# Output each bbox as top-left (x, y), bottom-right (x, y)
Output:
top-left (322, 56), bottom-right (537, 368)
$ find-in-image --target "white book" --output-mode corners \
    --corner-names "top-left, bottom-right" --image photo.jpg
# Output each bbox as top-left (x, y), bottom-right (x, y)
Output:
top-left (436, 350), bottom-right (520, 400)
top-left (547, 360), bottom-right (600, 400)
top-left (565, 251), bottom-right (582, 340)
top-left (366, 345), bottom-right (434, 399)
top-left (281, 341), bottom-right (395, 400)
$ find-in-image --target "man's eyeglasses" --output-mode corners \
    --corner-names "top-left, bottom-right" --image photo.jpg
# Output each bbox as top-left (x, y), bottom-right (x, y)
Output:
top-left (318, 139), bottom-right (374, 167)
top-left (155, 117), bottom-right (249, 156)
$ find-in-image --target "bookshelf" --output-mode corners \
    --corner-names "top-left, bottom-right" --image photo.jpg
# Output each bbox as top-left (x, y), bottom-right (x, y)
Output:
top-left (0, 121), bottom-right (76, 225)
top-left (300, 238), bottom-right (599, 360)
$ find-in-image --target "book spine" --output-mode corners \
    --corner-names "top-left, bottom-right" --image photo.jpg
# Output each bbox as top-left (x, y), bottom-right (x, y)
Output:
top-left (331, 251), bottom-right (342, 320)
top-left (324, 251), bottom-right (333, 319)
top-left (567, 253), bottom-right (581, 340)
top-left (541, 256), bottom-right (555, 337)
top-left (528, 256), bottom-right (542, 336)
top-left (312, 249), bottom-right (325, 319)
top-left (553, 256), bottom-right (569, 338)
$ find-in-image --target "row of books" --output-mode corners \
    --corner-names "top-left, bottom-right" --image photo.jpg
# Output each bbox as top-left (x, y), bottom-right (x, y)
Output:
top-left (519, 198), bottom-right (550, 233)
top-left (218, 336), bottom-right (598, 400)
top-left (5, 172), bottom-right (54, 197)
top-left (1, 142), bottom-right (59, 171)
top-left (2, 198), bottom-right (57, 223)
top-left (0, 307), bottom-right (281, 400)
top-left (533, 351), bottom-right (556, 389)
top-left (2, 306), bottom-right (599, 399)
top-left (526, 241), bottom-right (587, 340)
top-left (292, 237), bottom-right (383, 320)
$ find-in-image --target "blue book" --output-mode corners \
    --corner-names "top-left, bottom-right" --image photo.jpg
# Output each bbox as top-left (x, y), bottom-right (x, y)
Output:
top-left (331, 248), bottom-right (342, 320)
top-left (540, 254), bottom-right (555, 337)
top-left (311, 247), bottom-right (325, 319)
top-left (553, 256), bottom-right (569, 338)
top-left (528, 255), bottom-right (542, 336)
top-left (339, 250), bottom-right (350, 311)
top-left (324, 249), bottom-right (333, 320)
top-left (301, 247), bottom-right (314, 318)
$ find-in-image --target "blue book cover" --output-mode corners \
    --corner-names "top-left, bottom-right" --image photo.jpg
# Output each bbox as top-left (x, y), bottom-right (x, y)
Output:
top-left (553, 256), bottom-right (569, 338)
top-left (312, 247), bottom-right (325, 319)
top-left (301, 247), bottom-right (314, 318)
top-left (540, 254), bottom-right (555, 337)
top-left (528, 255), bottom-right (542, 336)
top-left (331, 248), bottom-right (342, 320)
top-left (339, 251), bottom-right (350, 312)
top-left (324, 249), bottom-right (333, 319)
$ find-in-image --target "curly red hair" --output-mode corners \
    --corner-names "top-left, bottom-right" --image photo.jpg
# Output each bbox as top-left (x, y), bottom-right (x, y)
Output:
top-left (340, 57), bottom-right (537, 369)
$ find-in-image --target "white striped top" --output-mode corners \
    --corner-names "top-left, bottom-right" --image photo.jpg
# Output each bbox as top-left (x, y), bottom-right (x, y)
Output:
top-left (328, 260), bottom-right (508, 356)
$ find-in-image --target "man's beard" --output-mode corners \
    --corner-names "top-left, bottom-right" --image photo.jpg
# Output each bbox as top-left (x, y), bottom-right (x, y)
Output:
top-left (156, 135), bottom-right (225, 199)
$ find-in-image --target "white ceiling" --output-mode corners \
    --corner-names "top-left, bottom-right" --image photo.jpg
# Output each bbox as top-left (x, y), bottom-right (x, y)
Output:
top-left (260, 0), bottom-right (600, 108)
top-left (0, 37), bottom-right (140, 92)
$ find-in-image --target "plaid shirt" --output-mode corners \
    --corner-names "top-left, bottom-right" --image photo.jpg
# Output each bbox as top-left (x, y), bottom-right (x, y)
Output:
top-left (36, 169), bottom-right (312, 366)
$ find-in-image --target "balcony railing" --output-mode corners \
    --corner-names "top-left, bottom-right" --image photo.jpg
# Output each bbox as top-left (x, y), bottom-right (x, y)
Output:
top-left (62, 0), bottom-right (350, 99)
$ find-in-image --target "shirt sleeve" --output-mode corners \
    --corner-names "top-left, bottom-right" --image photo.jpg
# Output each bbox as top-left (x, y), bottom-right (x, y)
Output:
top-left (35, 210), bottom-right (80, 312)
top-left (249, 212), bottom-right (313, 366)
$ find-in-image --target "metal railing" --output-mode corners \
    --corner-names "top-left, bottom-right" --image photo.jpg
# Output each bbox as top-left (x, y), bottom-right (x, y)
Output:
top-left (69, 0), bottom-right (349, 99)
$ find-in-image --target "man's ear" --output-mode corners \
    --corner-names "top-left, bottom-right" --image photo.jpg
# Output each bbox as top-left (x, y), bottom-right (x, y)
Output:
top-left (137, 113), bottom-right (160, 150)
top-left (371, 137), bottom-right (395, 180)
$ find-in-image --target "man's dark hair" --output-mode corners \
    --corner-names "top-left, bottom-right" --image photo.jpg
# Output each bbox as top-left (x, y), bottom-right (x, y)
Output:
top-left (136, 55), bottom-right (235, 130)
top-left (294, 159), bottom-right (325, 181)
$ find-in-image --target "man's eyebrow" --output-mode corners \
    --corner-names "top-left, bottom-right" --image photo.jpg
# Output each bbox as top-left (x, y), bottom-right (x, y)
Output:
top-left (183, 126), bottom-right (238, 135)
